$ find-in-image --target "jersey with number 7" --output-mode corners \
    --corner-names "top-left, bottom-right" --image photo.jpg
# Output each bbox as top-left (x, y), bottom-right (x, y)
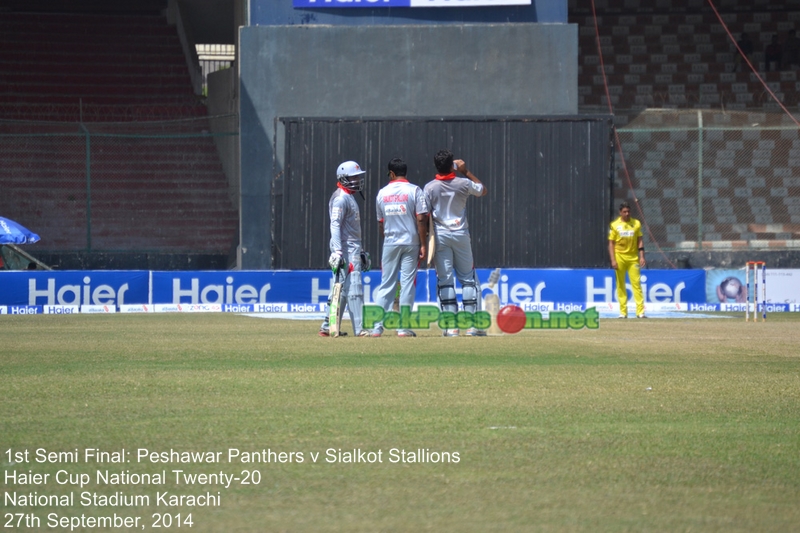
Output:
top-left (424, 174), bottom-right (484, 236)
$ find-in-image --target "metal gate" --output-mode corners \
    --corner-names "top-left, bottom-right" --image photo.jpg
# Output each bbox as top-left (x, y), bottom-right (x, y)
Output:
top-left (275, 116), bottom-right (614, 269)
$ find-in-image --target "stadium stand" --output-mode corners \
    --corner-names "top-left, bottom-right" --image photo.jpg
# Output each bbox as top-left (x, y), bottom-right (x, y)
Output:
top-left (0, 11), bottom-right (208, 121)
top-left (0, 9), bottom-right (237, 265)
top-left (577, 10), bottom-right (800, 110)
top-left (2, 0), bottom-right (798, 267)
top-left (572, 0), bottom-right (800, 253)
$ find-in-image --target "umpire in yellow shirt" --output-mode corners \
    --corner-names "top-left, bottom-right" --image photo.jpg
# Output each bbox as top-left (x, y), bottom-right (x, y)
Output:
top-left (608, 202), bottom-right (646, 318)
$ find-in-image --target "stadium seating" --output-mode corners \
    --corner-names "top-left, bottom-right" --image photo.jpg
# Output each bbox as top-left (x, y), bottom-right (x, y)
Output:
top-left (0, 11), bottom-right (206, 121)
top-left (0, 11), bottom-right (237, 256)
top-left (576, 10), bottom-right (800, 110)
top-left (573, 0), bottom-right (800, 250)
top-left (4, 2), bottom-right (798, 258)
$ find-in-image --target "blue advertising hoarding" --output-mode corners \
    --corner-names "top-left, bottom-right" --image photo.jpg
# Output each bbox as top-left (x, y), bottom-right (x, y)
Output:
top-left (1, 271), bottom-right (150, 307)
top-left (5, 268), bottom-right (800, 313)
top-left (254, 0), bottom-right (561, 26)
top-left (471, 269), bottom-right (705, 307)
top-left (292, 0), bottom-right (531, 6)
top-left (1, 269), bottom-right (705, 309)
top-left (148, 269), bottom-right (706, 307)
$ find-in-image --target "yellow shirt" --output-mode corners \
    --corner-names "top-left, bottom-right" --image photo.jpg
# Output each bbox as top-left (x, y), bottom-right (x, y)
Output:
top-left (608, 217), bottom-right (642, 260)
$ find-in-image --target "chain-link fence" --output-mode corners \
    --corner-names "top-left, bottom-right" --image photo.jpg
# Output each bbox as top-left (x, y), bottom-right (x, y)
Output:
top-left (615, 109), bottom-right (800, 253)
top-left (0, 115), bottom-right (239, 255)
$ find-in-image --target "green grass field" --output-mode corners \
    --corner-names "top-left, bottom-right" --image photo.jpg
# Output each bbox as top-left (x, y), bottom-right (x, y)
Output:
top-left (2, 313), bottom-right (799, 532)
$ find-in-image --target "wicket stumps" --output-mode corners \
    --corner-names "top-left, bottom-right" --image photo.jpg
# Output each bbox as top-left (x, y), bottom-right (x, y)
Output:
top-left (745, 261), bottom-right (766, 322)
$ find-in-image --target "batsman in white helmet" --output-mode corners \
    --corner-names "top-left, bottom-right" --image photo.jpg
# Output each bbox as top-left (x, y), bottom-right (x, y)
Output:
top-left (319, 160), bottom-right (369, 337)
top-left (424, 149), bottom-right (488, 337)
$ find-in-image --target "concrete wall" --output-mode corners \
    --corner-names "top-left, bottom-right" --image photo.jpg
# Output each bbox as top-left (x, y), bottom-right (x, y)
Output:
top-left (207, 68), bottom-right (239, 207)
top-left (239, 22), bottom-right (577, 268)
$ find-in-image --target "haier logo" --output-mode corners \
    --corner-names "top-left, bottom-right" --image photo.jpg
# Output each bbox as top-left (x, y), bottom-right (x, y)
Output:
top-left (11, 306), bottom-right (40, 314)
top-left (291, 304), bottom-right (320, 313)
top-left (720, 303), bottom-right (747, 312)
top-left (295, 0), bottom-right (402, 6)
top-left (223, 304), bottom-right (255, 313)
top-left (521, 302), bottom-right (553, 312)
top-left (172, 277), bottom-right (271, 304)
top-left (254, 304), bottom-right (288, 313)
top-left (736, 304), bottom-right (789, 313)
top-left (690, 303), bottom-right (718, 311)
top-left (587, 275), bottom-right (686, 303)
top-left (294, 0), bottom-right (532, 7)
top-left (480, 275), bottom-right (546, 304)
top-left (556, 303), bottom-right (584, 312)
top-left (44, 306), bottom-right (79, 314)
top-left (28, 277), bottom-right (129, 306)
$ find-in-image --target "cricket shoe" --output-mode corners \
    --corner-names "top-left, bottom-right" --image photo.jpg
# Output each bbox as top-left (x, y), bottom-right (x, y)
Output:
top-left (465, 327), bottom-right (486, 337)
top-left (319, 329), bottom-right (347, 337)
top-left (618, 315), bottom-right (627, 319)
top-left (369, 326), bottom-right (385, 338)
top-left (357, 330), bottom-right (370, 337)
top-left (397, 329), bottom-right (416, 337)
top-left (442, 328), bottom-right (460, 337)
top-left (637, 314), bottom-right (648, 319)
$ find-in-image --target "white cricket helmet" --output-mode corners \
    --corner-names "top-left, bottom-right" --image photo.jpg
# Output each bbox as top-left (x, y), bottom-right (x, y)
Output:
top-left (336, 160), bottom-right (366, 192)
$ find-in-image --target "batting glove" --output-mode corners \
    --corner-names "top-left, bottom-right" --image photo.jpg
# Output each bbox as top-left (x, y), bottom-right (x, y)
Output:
top-left (328, 251), bottom-right (344, 270)
top-left (360, 250), bottom-right (371, 271)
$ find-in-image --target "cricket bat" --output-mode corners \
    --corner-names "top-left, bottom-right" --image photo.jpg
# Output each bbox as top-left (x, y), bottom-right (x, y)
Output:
top-left (328, 268), bottom-right (343, 338)
top-left (484, 268), bottom-right (503, 336)
top-left (392, 280), bottom-right (400, 312)
top-left (427, 215), bottom-right (436, 268)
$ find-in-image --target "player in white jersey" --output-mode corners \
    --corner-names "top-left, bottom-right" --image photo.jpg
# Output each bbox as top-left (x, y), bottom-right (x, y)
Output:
top-left (370, 158), bottom-right (429, 337)
top-left (424, 149), bottom-right (488, 337)
top-left (319, 160), bottom-right (368, 337)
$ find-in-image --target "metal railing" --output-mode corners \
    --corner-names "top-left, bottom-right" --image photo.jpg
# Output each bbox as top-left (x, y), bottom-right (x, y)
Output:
top-left (196, 44), bottom-right (235, 96)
